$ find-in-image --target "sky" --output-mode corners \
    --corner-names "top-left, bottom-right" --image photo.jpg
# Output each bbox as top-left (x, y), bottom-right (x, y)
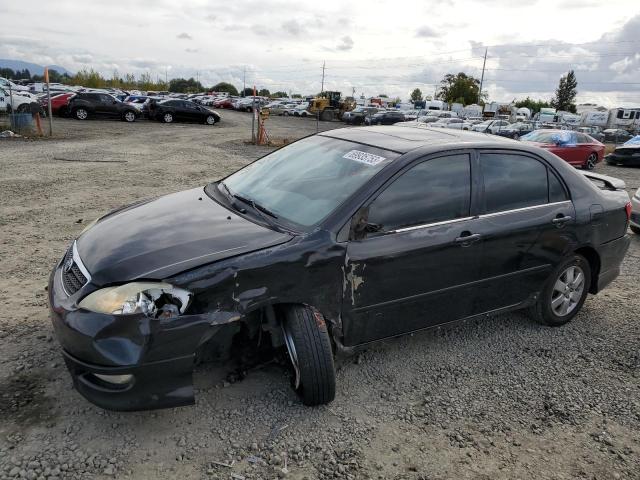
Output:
top-left (1, 0), bottom-right (640, 107)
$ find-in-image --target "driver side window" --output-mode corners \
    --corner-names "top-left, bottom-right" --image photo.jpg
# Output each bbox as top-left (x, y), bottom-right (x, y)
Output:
top-left (366, 154), bottom-right (471, 233)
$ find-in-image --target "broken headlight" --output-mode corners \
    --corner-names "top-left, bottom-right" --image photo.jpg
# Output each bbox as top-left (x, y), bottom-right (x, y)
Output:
top-left (78, 282), bottom-right (192, 318)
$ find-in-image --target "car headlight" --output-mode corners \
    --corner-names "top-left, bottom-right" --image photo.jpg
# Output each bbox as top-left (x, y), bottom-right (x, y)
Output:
top-left (78, 282), bottom-right (192, 318)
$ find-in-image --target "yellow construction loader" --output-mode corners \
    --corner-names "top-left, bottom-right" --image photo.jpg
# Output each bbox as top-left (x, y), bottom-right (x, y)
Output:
top-left (308, 91), bottom-right (356, 121)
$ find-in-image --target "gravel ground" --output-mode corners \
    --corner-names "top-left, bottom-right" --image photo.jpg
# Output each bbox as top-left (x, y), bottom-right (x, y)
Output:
top-left (0, 112), bottom-right (639, 480)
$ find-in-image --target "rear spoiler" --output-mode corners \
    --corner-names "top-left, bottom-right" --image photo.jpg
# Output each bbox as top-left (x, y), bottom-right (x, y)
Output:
top-left (580, 171), bottom-right (626, 190)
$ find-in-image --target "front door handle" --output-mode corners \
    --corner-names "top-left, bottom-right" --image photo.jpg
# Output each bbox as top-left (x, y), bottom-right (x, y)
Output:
top-left (454, 232), bottom-right (481, 246)
top-left (552, 215), bottom-right (572, 226)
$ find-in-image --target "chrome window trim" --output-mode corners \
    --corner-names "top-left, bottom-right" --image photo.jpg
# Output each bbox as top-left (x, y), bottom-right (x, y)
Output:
top-left (479, 200), bottom-right (572, 219)
top-left (385, 201), bottom-right (572, 235)
top-left (390, 216), bottom-right (474, 234)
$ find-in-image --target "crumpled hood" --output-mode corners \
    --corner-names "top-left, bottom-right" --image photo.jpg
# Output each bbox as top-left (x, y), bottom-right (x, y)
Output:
top-left (77, 187), bottom-right (292, 285)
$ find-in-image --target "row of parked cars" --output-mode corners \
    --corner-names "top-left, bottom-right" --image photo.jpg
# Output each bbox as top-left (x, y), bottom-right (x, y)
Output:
top-left (38, 90), bottom-right (222, 125)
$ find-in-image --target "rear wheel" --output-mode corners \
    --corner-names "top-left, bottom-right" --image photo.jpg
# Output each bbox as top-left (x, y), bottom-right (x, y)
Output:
top-left (583, 153), bottom-right (597, 170)
top-left (513, 133), bottom-right (520, 140)
top-left (528, 255), bottom-right (591, 326)
top-left (282, 305), bottom-right (336, 406)
top-left (162, 112), bottom-right (173, 123)
top-left (74, 108), bottom-right (88, 120)
top-left (283, 111), bottom-right (290, 116)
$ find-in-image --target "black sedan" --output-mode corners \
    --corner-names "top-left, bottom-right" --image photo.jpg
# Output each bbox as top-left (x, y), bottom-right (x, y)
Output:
top-left (149, 99), bottom-right (221, 125)
top-left (49, 126), bottom-right (631, 411)
top-left (68, 92), bottom-right (140, 122)
top-left (494, 122), bottom-right (536, 140)
top-left (364, 110), bottom-right (405, 125)
top-left (606, 136), bottom-right (640, 166)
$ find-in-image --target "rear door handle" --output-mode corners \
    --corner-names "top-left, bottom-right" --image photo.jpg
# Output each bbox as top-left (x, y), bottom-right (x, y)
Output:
top-left (552, 215), bottom-right (572, 225)
top-left (454, 233), bottom-right (481, 246)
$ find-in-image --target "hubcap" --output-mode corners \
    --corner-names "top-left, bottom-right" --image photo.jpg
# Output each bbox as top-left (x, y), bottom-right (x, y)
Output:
top-left (282, 324), bottom-right (301, 389)
top-left (125, 112), bottom-right (135, 121)
top-left (207, 116), bottom-right (215, 124)
top-left (77, 109), bottom-right (87, 119)
top-left (551, 265), bottom-right (585, 316)
top-left (164, 114), bottom-right (172, 123)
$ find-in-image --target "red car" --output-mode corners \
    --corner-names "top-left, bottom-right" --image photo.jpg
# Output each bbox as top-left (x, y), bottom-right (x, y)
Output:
top-left (40, 92), bottom-right (75, 116)
top-left (521, 130), bottom-right (604, 170)
top-left (213, 98), bottom-right (235, 109)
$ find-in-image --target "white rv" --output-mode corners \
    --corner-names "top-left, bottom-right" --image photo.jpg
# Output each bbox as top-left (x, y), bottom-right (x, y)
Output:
top-left (607, 108), bottom-right (640, 130)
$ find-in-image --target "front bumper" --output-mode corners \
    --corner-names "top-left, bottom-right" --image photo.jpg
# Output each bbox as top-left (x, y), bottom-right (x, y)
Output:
top-left (606, 152), bottom-right (640, 166)
top-left (48, 263), bottom-right (224, 411)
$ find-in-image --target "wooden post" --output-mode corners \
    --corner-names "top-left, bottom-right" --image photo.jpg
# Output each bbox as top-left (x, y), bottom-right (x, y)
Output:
top-left (45, 67), bottom-right (53, 136)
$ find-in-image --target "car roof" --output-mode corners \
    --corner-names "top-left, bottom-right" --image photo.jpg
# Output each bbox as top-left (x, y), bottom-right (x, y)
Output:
top-left (319, 125), bottom-right (518, 154)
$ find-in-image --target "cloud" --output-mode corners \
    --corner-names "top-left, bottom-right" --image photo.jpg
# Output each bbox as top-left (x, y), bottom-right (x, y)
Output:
top-left (185, 48), bottom-right (199, 53)
top-left (176, 32), bottom-right (192, 40)
top-left (336, 36), bottom-right (354, 51)
top-left (281, 20), bottom-right (302, 36)
top-left (205, 14), bottom-right (217, 22)
top-left (415, 26), bottom-right (439, 38)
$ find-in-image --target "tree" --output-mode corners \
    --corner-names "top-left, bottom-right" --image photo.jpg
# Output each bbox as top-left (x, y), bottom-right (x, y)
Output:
top-left (514, 97), bottom-right (552, 114)
top-left (211, 82), bottom-right (239, 96)
top-left (258, 88), bottom-right (270, 97)
top-left (168, 77), bottom-right (203, 93)
top-left (410, 88), bottom-right (423, 103)
top-left (436, 72), bottom-right (483, 105)
top-left (272, 91), bottom-right (288, 98)
top-left (241, 87), bottom-right (254, 97)
top-left (551, 70), bottom-right (577, 113)
top-left (291, 93), bottom-right (302, 99)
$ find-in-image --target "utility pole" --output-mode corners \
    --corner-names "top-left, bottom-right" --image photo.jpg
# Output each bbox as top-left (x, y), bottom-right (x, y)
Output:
top-left (320, 61), bottom-right (326, 94)
top-left (317, 61), bottom-right (325, 133)
top-left (478, 47), bottom-right (487, 104)
top-left (243, 67), bottom-right (246, 97)
top-left (165, 68), bottom-right (168, 86)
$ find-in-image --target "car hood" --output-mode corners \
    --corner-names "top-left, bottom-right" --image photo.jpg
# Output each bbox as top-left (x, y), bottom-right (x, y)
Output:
top-left (77, 187), bottom-right (293, 285)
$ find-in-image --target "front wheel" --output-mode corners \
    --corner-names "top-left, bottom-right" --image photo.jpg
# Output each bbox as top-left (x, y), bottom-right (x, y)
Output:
top-left (283, 111), bottom-right (289, 116)
top-left (583, 153), bottom-right (597, 170)
top-left (122, 110), bottom-right (136, 122)
top-left (74, 108), bottom-right (88, 120)
top-left (205, 115), bottom-right (216, 125)
top-left (513, 133), bottom-right (520, 140)
top-left (282, 305), bottom-right (336, 406)
top-left (528, 255), bottom-right (591, 326)
top-left (162, 112), bottom-right (173, 123)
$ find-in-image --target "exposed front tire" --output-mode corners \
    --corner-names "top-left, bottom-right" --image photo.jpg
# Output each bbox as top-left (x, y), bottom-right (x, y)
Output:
top-left (74, 108), bottom-right (88, 120)
top-left (282, 305), bottom-right (336, 406)
top-left (528, 255), bottom-right (591, 326)
top-left (162, 112), bottom-right (173, 123)
top-left (205, 115), bottom-right (216, 125)
top-left (583, 153), bottom-right (597, 170)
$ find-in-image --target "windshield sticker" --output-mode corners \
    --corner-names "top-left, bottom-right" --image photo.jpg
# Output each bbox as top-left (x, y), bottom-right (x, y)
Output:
top-left (343, 150), bottom-right (387, 166)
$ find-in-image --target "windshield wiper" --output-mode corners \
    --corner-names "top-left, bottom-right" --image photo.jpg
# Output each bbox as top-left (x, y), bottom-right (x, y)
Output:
top-left (232, 193), bottom-right (281, 231)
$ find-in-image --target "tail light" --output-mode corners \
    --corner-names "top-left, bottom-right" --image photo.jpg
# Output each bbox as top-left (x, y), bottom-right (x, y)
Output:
top-left (625, 202), bottom-right (632, 221)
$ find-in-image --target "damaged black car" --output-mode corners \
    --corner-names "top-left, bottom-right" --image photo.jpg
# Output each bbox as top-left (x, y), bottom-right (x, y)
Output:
top-left (49, 125), bottom-right (631, 411)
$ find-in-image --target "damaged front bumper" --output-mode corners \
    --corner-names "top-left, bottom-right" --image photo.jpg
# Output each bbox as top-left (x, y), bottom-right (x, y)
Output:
top-left (48, 265), bottom-right (228, 411)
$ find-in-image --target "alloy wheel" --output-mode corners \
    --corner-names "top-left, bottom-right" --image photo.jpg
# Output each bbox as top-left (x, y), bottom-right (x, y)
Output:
top-left (124, 111), bottom-right (135, 122)
top-left (76, 109), bottom-right (88, 120)
top-left (163, 113), bottom-right (173, 123)
top-left (206, 115), bottom-right (215, 125)
top-left (586, 154), bottom-right (597, 170)
top-left (550, 265), bottom-right (585, 317)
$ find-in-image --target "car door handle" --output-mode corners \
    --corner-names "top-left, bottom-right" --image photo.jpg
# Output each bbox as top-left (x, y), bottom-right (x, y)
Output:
top-left (552, 215), bottom-right (572, 225)
top-left (454, 232), bottom-right (481, 246)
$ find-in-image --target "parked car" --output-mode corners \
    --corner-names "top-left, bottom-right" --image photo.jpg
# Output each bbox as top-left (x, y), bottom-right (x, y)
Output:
top-left (364, 111), bottom-right (405, 125)
top-left (606, 136), bottom-right (640, 167)
top-left (577, 126), bottom-right (604, 143)
top-left (68, 92), bottom-right (140, 122)
top-left (266, 103), bottom-right (297, 116)
top-left (494, 122), bottom-right (536, 140)
top-left (0, 87), bottom-right (40, 113)
top-left (0, 77), bottom-right (29, 92)
top-left (48, 126), bottom-right (631, 411)
top-left (430, 118), bottom-right (472, 130)
top-left (150, 99), bottom-right (221, 125)
top-left (521, 130), bottom-right (605, 170)
top-left (40, 92), bottom-right (75, 116)
top-left (342, 106), bottom-right (380, 125)
top-left (213, 98), bottom-right (236, 109)
top-left (471, 119), bottom-right (511, 134)
top-left (293, 104), bottom-right (312, 117)
top-left (603, 129), bottom-right (633, 144)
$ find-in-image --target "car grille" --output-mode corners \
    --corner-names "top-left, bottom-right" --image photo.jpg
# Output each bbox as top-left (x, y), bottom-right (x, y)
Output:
top-left (61, 245), bottom-right (88, 296)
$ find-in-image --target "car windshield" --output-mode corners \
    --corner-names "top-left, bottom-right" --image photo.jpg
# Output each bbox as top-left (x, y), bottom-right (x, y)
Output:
top-left (217, 135), bottom-right (399, 229)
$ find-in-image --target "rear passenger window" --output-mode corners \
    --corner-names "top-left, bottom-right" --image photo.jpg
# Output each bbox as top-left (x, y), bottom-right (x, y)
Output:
top-left (548, 170), bottom-right (568, 202)
top-left (367, 154), bottom-right (471, 232)
top-left (481, 153), bottom-right (548, 213)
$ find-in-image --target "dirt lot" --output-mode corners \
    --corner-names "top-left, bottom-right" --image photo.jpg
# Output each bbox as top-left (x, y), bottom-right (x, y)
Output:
top-left (1, 112), bottom-right (639, 480)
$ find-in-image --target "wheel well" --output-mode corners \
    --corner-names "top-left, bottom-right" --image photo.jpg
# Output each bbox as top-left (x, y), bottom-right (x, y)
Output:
top-left (575, 246), bottom-right (600, 294)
